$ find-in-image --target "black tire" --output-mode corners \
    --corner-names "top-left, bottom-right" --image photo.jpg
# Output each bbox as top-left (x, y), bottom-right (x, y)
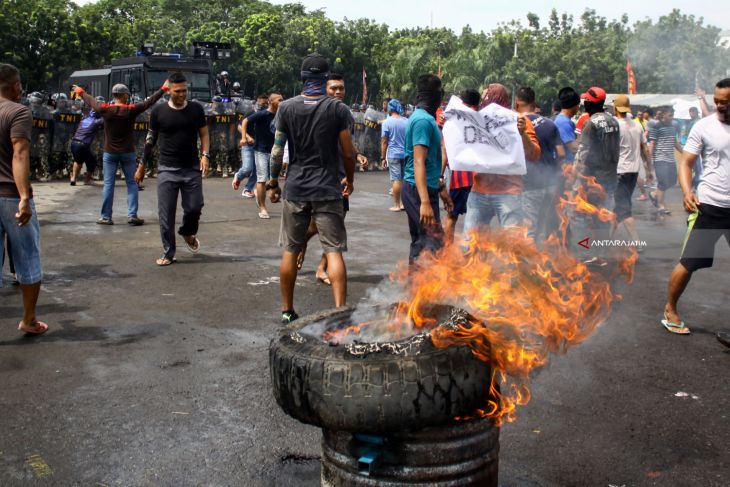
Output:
top-left (269, 307), bottom-right (493, 433)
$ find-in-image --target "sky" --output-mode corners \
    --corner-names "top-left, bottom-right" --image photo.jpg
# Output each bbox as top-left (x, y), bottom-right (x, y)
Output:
top-left (72, 1), bottom-right (728, 33)
top-left (261, 1), bottom-right (727, 33)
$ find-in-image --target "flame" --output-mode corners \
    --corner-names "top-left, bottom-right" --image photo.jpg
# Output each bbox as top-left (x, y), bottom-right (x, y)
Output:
top-left (387, 175), bottom-right (636, 425)
top-left (320, 171), bottom-right (637, 425)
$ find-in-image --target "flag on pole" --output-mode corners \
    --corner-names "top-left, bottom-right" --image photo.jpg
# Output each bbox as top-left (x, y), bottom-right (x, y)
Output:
top-left (626, 59), bottom-right (637, 95)
top-left (362, 67), bottom-right (368, 106)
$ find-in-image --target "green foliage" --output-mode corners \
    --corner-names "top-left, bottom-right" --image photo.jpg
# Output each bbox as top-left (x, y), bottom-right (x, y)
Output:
top-left (4, 1), bottom-right (729, 106)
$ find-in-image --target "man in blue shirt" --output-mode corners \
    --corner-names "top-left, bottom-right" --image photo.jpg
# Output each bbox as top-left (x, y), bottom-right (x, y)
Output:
top-left (402, 74), bottom-right (452, 264)
top-left (553, 87), bottom-right (581, 163)
top-left (381, 99), bottom-right (408, 211)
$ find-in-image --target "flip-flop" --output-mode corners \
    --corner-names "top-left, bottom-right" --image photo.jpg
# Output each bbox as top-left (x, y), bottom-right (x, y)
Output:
top-left (258, 212), bottom-right (270, 219)
top-left (18, 321), bottom-right (49, 335)
top-left (184, 236), bottom-right (200, 253)
top-left (661, 313), bottom-right (690, 334)
top-left (156, 257), bottom-right (176, 266)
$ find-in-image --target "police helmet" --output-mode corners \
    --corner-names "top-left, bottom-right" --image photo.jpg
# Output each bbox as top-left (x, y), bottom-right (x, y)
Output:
top-left (220, 71), bottom-right (229, 78)
top-left (212, 95), bottom-right (223, 103)
top-left (232, 82), bottom-right (241, 90)
top-left (95, 96), bottom-right (106, 103)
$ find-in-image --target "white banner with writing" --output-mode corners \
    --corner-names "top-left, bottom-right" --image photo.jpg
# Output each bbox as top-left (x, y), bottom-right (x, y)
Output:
top-left (442, 96), bottom-right (526, 175)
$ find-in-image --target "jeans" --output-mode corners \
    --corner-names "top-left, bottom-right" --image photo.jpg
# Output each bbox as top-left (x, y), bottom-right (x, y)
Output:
top-left (101, 152), bottom-right (138, 220)
top-left (254, 151), bottom-right (271, 183)
top-left (463, 192), bottom-right (524, 235)
top-left (401, 182), bottom-right (443, 264)
top-left (157, 169), bottom-right (204, 259)
top-left (235, 145), bottom-right (255, 184)
top-left (523, 184), bottom-right (559, 241)
top-left (0, 198), bottom-right (42, 286)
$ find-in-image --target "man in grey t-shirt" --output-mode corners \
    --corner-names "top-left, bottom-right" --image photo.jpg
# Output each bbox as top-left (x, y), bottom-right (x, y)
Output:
top-left (0, 64), bottom-right (48, 335)
top-left (266, 53), bottom-right (356, 323)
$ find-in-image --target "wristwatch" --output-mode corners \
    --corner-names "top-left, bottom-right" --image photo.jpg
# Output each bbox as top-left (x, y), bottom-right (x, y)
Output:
top-left (202, 152), bottom-right (210, 158)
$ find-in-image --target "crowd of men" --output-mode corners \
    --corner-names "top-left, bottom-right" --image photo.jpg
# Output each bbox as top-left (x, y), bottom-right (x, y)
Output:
top-left (1, 57), bottom-right (729, 348)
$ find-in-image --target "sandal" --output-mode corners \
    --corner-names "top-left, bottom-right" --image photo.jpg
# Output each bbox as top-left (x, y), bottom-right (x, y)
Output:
top-left (258, 212), bottom-right (270, 219)
top-left (18, 321), bottom-right (49, 335)
top-left (184, 236), bottom-right (200, 253)
top-left (156, 257), bottom-right (176, 266)
top-left (661, 313), bottom-right (690, 334)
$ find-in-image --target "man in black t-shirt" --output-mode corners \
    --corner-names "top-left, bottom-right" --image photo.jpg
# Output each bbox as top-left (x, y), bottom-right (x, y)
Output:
top-left (266, 53), bottom-right (356, 323)
top-left (141, 72), bottom-right (210, 266)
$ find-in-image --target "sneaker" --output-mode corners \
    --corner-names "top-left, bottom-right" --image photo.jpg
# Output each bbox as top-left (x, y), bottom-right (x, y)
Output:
top-left (128, 216), bottom-right (145, 226)
top-left (281, 310), bottom-right (299, 324)
top-left (96, 218), bottom-right (114, 225)
top-left (242, 189), bottom-right (254, 198)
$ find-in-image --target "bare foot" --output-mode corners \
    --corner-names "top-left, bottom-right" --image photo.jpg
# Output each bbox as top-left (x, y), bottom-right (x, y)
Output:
top-left (316, 271), bottom-right (331, 285)
top-left (664, 304), bottom-right (682, 325)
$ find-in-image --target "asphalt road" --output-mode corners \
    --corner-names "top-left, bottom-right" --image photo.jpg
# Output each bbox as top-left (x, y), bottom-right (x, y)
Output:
top-left (1, 172), bottom-right (728, 486)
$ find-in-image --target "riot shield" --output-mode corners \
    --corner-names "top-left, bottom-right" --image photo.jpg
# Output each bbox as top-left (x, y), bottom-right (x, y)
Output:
top-left (352, 110), bottom-right (366, 159)
top-left (206, 101), bottom-right (236, 176)
top-left (30, 104), bottom-right (53, 180)
top-left (50, 104), bottom-right (82, 177)
top-left (362, 108), bottom-right (386, 169)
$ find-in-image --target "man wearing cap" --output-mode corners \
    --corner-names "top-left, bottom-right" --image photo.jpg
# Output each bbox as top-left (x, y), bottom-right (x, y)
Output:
top-left (574, 86), bottom-right (620, 263)
top-left (613, 94), bottom-right (651, 247)
top-left (73, 80), bottom-right (168, 225)
top-left (266, 53), bottom-right (356, 323)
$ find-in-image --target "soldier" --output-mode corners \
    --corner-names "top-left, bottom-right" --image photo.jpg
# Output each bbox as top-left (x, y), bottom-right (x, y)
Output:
top-left (362, 105), bottom-right (386, 168)
top-left (28, 92), bottom-right (52, 181)
top-left (205, 96), bottom-right (236, 177)
top-left (50, 93), bottom-right (82, 178)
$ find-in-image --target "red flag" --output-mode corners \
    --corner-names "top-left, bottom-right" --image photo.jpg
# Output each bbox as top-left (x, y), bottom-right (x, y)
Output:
top-left (362, 67), bottom-right (368, 105)
top-left (626, 59), bottom-right (637, 95)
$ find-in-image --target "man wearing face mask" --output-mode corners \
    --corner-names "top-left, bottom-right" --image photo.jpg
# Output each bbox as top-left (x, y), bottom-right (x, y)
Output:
top-left (401, 74), bottom-right (453, 265)
top-left (662, 78), bottom-right (730, 337)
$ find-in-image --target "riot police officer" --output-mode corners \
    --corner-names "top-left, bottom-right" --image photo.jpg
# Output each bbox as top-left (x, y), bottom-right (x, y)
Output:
top-left (28, 92), bottom-right (52, 180)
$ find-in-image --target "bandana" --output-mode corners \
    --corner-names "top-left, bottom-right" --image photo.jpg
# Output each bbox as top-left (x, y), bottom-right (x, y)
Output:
top-left (301, 71), bottom-right (328, 96)
top-left (387, 99), bottom-right (404, 115)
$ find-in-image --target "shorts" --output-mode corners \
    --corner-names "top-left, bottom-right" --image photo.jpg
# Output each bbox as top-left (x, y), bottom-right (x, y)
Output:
top-left (70, 141), bottom-right (98, 173)
top-left (279, 199), bottom-right (347, 254)
top-left (614, 172), bottom-right (638, 222)
top-left (388, 158), bottom-right (404, 181)
top-left (654, 161), bottom-right (677, 191)
top-left (449, 186), bottom-right (471, 217)
top-left (679, 203), bottom-right (730, 272)
top-left (0, 197), bottom-right (42, 286)
top-left (255, 151), bottom-right (271, 183)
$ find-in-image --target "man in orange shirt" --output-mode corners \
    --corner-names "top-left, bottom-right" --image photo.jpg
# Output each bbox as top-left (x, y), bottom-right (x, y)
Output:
top-left (463, 84), bottom-right (540, 234)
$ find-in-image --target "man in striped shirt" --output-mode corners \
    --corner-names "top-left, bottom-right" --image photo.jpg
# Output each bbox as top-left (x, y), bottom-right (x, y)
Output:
top-left (441, 89), bottom-right (478, 243)
top-left (648, 108), bottom-right (682, 215)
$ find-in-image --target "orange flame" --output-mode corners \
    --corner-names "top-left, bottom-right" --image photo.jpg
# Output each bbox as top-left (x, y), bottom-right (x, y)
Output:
top-left (323, 172), bottom-right (636, 425)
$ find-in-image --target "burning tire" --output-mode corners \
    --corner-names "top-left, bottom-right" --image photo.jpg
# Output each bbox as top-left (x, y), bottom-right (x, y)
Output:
top-left (269, 306), bottom-right (494, 434)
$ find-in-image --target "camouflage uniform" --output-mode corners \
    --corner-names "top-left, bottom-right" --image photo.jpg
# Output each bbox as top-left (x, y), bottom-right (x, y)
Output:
top-left (362, 108), bottom-right (386, 167)
top-left (29, 101), bottom-right (53, 181)
top-left (50, 99), bottom-right (82, 177)
top-left (205, 101), bottom-right (236, 176)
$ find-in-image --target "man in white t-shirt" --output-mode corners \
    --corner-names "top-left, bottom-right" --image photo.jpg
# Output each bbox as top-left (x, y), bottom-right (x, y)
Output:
top-left (662, 78), bottom-right (730, 336)
top-left (612, 95), bottom-right (650, 248)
